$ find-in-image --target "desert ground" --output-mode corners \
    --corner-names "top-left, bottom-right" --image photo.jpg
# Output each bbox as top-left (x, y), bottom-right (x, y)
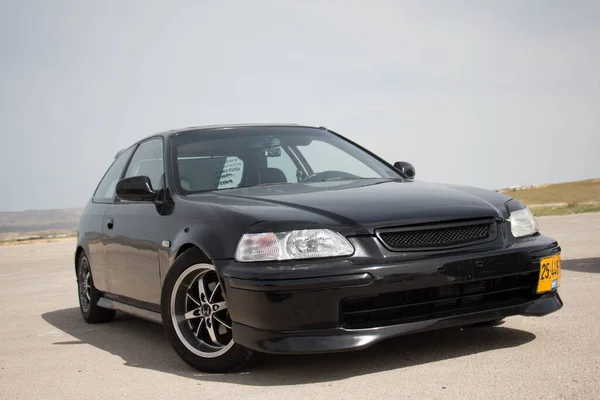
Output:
top-left (0, 213), bottom-right (598, 400)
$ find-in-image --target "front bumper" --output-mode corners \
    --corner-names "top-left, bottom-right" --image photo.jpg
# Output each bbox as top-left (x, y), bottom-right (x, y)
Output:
top-left (217, 234), bottom-right (563, 354)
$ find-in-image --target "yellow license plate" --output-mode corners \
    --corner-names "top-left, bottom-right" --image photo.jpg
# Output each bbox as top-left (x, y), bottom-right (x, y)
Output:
top-left (537, 254), bottom-right (561, 293)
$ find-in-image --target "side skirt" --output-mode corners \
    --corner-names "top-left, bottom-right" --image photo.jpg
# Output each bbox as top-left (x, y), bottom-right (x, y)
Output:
top-left (97, 298), bottom-right (163, 325)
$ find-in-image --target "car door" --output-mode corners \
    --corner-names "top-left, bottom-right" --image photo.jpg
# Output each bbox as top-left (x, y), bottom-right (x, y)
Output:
top-left (86, 146), bottom-right (137, 293)
top-left (103, 137), bottom-right (165, 308)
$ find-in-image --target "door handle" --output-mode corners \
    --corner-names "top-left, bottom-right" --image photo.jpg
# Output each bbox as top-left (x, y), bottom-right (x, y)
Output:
top-left (106, 218), bottom-right (114, 230)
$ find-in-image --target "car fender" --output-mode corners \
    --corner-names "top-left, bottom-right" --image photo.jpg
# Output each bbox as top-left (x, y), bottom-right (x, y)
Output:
top-left (160, 221), bottom-right (256, 287)
top-left (74, 232), bottom-right (89, 273)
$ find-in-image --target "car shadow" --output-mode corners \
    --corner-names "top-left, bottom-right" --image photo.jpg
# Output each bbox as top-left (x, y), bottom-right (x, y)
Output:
top-left (42, 308), bottom-right (536, 385)
top-left (561, 257), bottom-right (600, 274)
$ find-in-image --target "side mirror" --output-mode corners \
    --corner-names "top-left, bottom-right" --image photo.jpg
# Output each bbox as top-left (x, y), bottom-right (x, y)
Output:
top-left (116, 176), bottom-right (156, 202)
top-left (394, 161), bottom-right (416, 179)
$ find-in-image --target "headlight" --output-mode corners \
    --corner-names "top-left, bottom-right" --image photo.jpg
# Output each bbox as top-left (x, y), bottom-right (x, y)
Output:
top-left (509, 207), bottom-right (539, 238)
top-left (235, 229), bottom-right (354, 262)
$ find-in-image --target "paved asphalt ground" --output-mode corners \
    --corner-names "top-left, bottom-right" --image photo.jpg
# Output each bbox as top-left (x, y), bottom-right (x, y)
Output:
top-left (1, 213), bottom-right (599, 400)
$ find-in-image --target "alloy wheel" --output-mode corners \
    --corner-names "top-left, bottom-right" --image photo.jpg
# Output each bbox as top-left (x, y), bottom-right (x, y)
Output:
top-left (170, 264), bottom-right (234, 358)
top-left (78, 258), bottom-right (92, 313)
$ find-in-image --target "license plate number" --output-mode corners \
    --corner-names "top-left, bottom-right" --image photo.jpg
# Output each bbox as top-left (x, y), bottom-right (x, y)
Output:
top-left (537, 254), bottom-right (561, 293)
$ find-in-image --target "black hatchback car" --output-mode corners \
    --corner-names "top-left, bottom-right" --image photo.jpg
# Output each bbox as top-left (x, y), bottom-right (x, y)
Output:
top-left (75, 124), bottom-right (562, 372)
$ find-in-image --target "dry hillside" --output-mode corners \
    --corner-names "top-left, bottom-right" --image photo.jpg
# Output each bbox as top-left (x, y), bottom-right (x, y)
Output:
top-left (0, 208), bottom-right (82, 240)
top-left (499, 179), bottom-right (600, 205)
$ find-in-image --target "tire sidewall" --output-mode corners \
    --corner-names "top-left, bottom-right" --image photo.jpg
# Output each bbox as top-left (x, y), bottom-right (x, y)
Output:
top-left (77, 253), bottom-right (93, 320)
top-left (161, 248), bottom-right (254, 373)
top-left (76, 251), bottom-right (115, 323)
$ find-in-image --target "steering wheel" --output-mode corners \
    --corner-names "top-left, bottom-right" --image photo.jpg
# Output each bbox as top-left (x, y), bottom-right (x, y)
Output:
top-left (301, 170), bottom-right (361, 183)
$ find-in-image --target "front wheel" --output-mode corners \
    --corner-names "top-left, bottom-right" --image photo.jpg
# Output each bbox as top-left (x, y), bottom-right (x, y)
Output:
top-left (161, 248), bottom-right (255, 372)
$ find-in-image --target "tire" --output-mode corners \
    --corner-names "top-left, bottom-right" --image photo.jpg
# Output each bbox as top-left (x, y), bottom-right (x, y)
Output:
top-left (161, 247), bottom-right (255, 373)
top-left (77, 252), bottom-right (116, 323)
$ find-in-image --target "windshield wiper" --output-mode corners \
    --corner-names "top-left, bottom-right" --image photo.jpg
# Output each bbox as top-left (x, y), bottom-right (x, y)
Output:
top-left (255, 182), bottom-right (294, 187)
top-left (317, 177), bottom-right (381, 182)
top-left (223, 182), bottom-right (293, 190)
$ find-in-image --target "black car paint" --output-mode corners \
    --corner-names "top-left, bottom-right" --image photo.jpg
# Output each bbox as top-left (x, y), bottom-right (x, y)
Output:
top-left (76, 124), bottom-right (562, 354)
top-left (218, 233), bottom-right (561, 352)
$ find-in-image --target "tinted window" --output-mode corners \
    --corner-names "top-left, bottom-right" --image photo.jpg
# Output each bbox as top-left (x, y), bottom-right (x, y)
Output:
top-left (267, 146), bottom-right (300, 183)
top-left (218, 156), bottom-right (244, 188)
top-left (301, 140), bottom-right (378, 177)
top-left (171, 127), bottom-right (399, 193)
top-left (93, 146), bottom-right (135, 203)
top-left (178, 156), bottom-right (244, 191)
top-left (124, 138), bottom-right (164, 191)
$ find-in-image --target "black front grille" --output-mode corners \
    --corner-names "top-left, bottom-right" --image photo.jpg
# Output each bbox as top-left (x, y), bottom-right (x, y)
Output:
top-left (340, 273), bottom-right (538, 329)
top-left (377, 222), bottom-right (492, 250)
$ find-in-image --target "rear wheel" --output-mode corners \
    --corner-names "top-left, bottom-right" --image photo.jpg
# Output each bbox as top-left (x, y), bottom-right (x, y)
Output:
top-left (161, 248), bottom-right (255, 372)
top-left (77, 252), bottom-right (116, 323)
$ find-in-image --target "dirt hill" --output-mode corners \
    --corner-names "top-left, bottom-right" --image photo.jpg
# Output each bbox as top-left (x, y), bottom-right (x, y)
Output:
top-left (0, 208), bottom-right (82, 240)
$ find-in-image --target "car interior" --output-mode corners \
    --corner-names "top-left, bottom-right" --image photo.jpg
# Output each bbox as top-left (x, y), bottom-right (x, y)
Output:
top-left (177, 150), bottom-right (293, 192)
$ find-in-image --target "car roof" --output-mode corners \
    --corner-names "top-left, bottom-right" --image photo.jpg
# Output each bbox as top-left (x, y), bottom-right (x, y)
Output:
top-left (165, 122), bottom-right (319, 134)
top-left (114, 123), bottom-right (325, 159)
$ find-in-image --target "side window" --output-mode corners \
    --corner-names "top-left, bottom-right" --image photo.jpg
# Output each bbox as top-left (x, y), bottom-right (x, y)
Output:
top-left (124, 138), bottom-right (164, 191)
top-left (267, 146), bottom-right (299, 183)
top-left (93, 146), bottom-right (135, 203)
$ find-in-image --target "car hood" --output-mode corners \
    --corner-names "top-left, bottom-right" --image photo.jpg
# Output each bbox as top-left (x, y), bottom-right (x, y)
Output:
top-left (188, 179), bottom-right (512, 235)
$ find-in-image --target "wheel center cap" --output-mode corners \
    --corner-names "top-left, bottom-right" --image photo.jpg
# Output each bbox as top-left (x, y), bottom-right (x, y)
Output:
top-left (201, 303), bottom-right (212, 317)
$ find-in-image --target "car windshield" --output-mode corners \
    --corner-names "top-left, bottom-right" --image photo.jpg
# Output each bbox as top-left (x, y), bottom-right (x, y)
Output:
top-left (171, 126), bottom-right (400, 193)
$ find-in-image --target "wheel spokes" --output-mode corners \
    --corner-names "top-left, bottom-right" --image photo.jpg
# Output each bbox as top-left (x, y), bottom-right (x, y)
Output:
top-left (186, 293), bottom-right (201, 307)
top-left (173, 265), bottom-right (234, 355)
top-left (209, 282), bottom-right (221, 302)
top-left (210, 301), bottom-right (227, 312)
top-left (84, 272), bottom-right (91, 300)
top-left (184, 309), bottom-right (202, 320)
top-left (79, 267), bottom-right (91, 307)
top-left (213, 314), bottom-right (232, 330)
top-left (194, 318), bottom-right (205, 337)
top-left (205, 317), bottom-right (220, 345)
top-left (198, 275), bottom-right (209, 303)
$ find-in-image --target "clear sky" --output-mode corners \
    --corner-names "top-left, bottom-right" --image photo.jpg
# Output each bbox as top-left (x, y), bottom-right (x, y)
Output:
top-left (0, 0), bottom-right (598, 212)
